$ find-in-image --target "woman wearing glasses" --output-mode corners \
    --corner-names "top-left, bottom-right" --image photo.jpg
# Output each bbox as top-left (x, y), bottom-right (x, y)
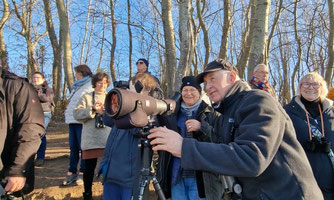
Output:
top-left (284, 72), bottom-right (334, 199)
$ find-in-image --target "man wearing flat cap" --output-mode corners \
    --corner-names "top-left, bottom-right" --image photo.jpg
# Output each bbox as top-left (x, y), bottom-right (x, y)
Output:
top-left (148, 58), bottom-right (323, 199)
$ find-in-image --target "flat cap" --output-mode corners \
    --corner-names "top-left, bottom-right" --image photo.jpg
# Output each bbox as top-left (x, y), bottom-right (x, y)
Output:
top-left (197, 58), bottom-right (238, 83)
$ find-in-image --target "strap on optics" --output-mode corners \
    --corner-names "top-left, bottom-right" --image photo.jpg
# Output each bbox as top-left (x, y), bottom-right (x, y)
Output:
top-left (220, 175), bottom-right (243, 199)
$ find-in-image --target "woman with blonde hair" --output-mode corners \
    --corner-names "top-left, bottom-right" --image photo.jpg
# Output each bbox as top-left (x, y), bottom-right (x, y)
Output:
top-left (284, 72), bottom-right (334, 199)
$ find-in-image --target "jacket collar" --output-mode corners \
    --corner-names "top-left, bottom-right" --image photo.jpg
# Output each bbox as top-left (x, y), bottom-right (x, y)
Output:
top-left (214, 80), bottom-right (250, 113)
top-left (294, 95), bottom-right (333, 112)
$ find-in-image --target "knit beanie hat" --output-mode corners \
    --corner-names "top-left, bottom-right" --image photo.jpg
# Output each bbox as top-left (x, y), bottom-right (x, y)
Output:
top-left (137, 58), bottom-right (149, 68)
top-left (181, 76), bottom-right (202, 93)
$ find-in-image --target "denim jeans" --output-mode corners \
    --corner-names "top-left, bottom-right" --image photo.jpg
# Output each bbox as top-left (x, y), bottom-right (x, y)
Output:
top-left (36, 112), bottom-right (52, 160)
top-left (103, 182), bottom-right (132, 200)
top-left (172, 177), bottom-right (202, 200)
top-left (68, 123), bottom-right (85, 174)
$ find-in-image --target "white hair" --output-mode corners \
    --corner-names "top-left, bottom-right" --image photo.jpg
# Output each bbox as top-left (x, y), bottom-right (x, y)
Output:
top-left (253, 64), bottom-right (268, 73)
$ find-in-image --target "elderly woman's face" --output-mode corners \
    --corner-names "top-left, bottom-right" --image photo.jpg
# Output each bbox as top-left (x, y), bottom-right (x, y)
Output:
top-left (182, 86), bottom-right (200, 107)
top-left (300, 80), bottom-right (321, 101)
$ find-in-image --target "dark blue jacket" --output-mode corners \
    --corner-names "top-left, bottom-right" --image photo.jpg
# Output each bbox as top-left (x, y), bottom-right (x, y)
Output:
top-left (99, 114), bottom-right (142, 188)
top-left (284, 96), bottom-right (334, 199)
top-left (181, 81), bottom-right (323, 200)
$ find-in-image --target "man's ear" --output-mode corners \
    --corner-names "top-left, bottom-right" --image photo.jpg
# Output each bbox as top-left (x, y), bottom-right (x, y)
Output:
top-left (230, 71), bottom-right (237, 83)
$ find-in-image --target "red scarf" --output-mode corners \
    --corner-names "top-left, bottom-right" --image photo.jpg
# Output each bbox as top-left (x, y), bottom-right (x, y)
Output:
top-left (251, 76), bottom-right (270, 91)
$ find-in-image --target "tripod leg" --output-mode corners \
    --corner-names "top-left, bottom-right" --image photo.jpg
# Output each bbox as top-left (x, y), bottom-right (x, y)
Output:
top-left (137, 178), bottom-right (149, 200)
top-left (152, 176), bottom-right (166, 200)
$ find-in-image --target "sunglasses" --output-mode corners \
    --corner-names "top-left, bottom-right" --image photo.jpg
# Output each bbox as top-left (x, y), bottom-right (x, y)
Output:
top-left (136, 61), bottom-right (144, 65)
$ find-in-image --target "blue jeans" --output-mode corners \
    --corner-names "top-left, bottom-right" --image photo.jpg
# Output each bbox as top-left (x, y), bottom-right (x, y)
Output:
top-left (172, 177), bottom-right (202, 200)
top-left (36, 112), bottom-right (52, 160)
top-left (68, 123), bottom-right (85, 174)
top-left (103, 182), bottom-right (132, 200)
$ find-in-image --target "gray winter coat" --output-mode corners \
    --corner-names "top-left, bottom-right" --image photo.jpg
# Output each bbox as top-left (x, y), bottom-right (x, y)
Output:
top-left (181, 81), bottom-right (323, 200)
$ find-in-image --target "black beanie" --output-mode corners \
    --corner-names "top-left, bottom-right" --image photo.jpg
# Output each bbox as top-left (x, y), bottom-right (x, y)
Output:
top-left (181, 76), bottom-right (202, 93)
top-left (138, 58), bottom-right (149, 68)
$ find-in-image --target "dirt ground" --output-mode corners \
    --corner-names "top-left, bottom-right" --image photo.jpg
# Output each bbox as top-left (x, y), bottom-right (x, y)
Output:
top-left (23, 121), bottom-right (157, 200)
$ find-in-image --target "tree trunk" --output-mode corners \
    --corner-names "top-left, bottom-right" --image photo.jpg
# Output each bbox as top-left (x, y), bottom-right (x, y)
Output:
top-left (80, 0), bottom-right (91, 64)
top-left (127, 0), bottom-right (133, 79)
top-left (265, 0), bottom-right (283, 64)
top-left (161, 0), bottom-right (177, 96)
top-left (109, 0), bottom-right (117, 82)
top-left (196, 0), bottom-right (210, 67)
top-left (325, 0), bottom-right (334, 86)
top-left (27, 40), bottom-right (38, 77)
top-left (292, 0), bottom-right (302, 96)
top-left (247, 0), bottom-right (271, 80)
top-left (43, 0), bottom-right (62, 103)
top-left (56, 0), bottom-right (74, 91)
top-left (97, 6), bottom-right (106, 72)
top-left (176, 0), bottom-right (193, 90)
top-left (219, 0), bottom-right (231, 60)
top-left (236, 1), bottom-right (253, 78)
top-left (84, 1), bottom-right (97, 64)
top-left (0, 0), bottom-right (9, 69)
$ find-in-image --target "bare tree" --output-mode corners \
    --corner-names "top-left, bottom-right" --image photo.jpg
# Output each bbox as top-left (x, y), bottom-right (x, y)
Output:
top-left (265, 0), bottom-right (283, 63)
top-left (218, 0), bottom-right (231, 59)
top-left (175, 0), bottom-right (194, 89)
top-left (12, 0), bottom-right (48, 77)
top-left (236, 1), bottom-right (253, 78)
top-left (97, 6), bottom-right (107, 71)
top-left (161, 0), bottom-right (176, 96)
top-left (43, 0), bottom-right (63, 103)
top-left (247, 0), bottom-right (271, 80)
top-left (325, 0), bottom-right (334, 86)
top-left (0, 0), bottom-right (9, 69)
top-left (56, 0), bottom-right (74, 90)
top-left (79, 0), bottom-right (91, 64)
top-left (291, 0), bottom-right (302, 96)
top-left (196, 0), bottom-right (210, 66)
top-left (127, 0), bottom-right (133, 79)
top-left (109, 0), bottom-right (117, 82)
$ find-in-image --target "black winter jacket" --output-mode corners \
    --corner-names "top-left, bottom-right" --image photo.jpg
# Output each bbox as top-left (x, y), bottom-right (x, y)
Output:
top-left (284, 96), bottom-right (334, 199)
top-left (0, 68), bottom-right (44, 177)
top-left (181, 81), bottom-right (323, 200)
top-left (156, 99), bottom-right (219, 198)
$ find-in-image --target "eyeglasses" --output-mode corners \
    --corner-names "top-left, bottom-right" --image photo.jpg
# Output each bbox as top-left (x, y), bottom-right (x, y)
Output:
top-left (301, 82), bottom-right (320, 89)
top-left (182, 88), bottom-right (198, 94)
top-left (136, 61), bottom-right (144, 65)
top-left (96, 81), bottom-right (108, 86)
top-left (256, 71), bottom-right (269, 75)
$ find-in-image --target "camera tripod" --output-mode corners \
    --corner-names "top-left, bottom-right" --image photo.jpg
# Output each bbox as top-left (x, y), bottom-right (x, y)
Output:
top-left (136, 121), bottom-right (166, 200)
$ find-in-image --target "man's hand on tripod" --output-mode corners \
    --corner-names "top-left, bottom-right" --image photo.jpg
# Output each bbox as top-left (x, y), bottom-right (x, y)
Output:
top-left (148, 126), bottom-right (183, 158)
